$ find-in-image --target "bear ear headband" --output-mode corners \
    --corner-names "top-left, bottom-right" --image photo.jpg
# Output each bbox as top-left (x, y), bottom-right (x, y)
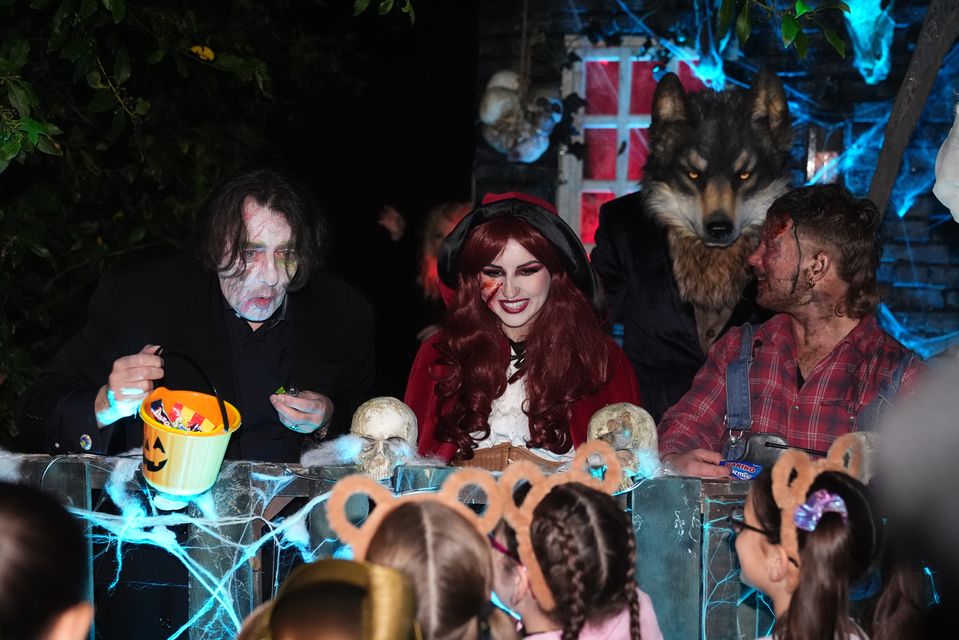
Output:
top-left (327, 468), bottom-right (503, 561)
top-left (498, 440), bottom-right (623, 612)
top-left (770, 433), bottom-right (864, 588)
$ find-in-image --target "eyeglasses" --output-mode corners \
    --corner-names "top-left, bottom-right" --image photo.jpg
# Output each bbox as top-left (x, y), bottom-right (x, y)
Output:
top-left (727, 506), bottom-right (778, 540)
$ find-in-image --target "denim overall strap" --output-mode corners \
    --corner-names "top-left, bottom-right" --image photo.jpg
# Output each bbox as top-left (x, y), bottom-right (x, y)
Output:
top-left (722, 323), bottom-right (754, 460)
top-left (856, 351), bottom-right (918, 433)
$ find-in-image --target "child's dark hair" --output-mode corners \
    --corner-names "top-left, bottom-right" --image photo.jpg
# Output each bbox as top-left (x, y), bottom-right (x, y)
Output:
top-left (751, 470), bottom-right (883, 640)
top-left (0, 482), bottom-right (89, 640)
top-left (501, 482), bottom-right (642, 640)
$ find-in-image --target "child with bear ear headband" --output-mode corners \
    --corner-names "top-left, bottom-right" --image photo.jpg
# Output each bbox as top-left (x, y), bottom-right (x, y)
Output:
top-left (731, 434), bottom-right (922, 640)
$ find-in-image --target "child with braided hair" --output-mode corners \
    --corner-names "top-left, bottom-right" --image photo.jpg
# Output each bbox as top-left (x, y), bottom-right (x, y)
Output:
top-left (490, 482), bottom-right (662, 640)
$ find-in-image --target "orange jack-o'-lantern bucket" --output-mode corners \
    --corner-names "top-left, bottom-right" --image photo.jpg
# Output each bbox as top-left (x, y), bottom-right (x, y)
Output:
top-left (138, 387), bottom-right (241, 496)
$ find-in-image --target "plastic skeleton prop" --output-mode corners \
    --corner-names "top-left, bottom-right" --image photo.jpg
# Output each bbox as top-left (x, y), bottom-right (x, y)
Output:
top-left (479, 70), bottom-right (563, 164)
top-left (587, 403), bottom-right (660, 488)
top-left (350, 397), bottom-right (419, 480)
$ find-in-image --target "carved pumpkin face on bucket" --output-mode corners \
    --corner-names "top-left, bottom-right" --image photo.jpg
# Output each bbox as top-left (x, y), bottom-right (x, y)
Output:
top-left (143, 435), bottom-right (168, 473)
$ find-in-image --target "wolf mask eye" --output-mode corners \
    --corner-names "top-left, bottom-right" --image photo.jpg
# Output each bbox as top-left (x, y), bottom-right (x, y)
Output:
top-left (738, 171), bottom-right (751, 181)
top-left (687, 171), bottom-right (700, 181)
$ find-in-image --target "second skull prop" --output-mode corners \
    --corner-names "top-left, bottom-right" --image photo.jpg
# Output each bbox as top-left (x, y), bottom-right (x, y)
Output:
top-left (349, 397), bottom-right (419, 480)
top-left (587, 403), bottom-right (660, 489)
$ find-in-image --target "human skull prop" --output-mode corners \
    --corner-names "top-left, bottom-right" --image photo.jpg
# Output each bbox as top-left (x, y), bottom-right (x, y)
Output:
top-left (587, 403), bottom-right (659, 487)
top-left (350, 397), bottom-right (418, 480)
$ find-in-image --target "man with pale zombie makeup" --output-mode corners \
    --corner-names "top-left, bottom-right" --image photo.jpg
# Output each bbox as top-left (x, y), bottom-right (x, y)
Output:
top-left (659, 184), bottom-right (922, 478)
top-left (19, 168), bottom-right (374, 463)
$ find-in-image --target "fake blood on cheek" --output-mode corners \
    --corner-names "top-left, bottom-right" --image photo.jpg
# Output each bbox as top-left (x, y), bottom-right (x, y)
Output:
top-left (480, 278), bottom-right (501, 307)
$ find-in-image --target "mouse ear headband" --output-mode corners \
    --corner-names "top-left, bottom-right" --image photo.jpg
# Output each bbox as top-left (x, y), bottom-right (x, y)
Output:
top-left (327, 468), bottom-right (503, 560)
top-left (498, 440), bottom-right (623, 611)
top-left (770, 433), bottom-right (864, 588)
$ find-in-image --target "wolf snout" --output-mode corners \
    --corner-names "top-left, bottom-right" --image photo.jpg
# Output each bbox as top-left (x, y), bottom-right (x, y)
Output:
top-left (704, 214), bottom-right (735, 245)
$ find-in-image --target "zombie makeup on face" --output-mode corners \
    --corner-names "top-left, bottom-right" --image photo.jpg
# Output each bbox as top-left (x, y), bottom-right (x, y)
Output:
top-left (218, 198), bottom-right (296, 328)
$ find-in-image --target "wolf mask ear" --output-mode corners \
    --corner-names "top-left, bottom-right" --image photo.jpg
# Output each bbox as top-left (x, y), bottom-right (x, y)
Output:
top-left (748, 69), bottom-right (791, 152)
top-left (651, 72), bottom-right (688, 126)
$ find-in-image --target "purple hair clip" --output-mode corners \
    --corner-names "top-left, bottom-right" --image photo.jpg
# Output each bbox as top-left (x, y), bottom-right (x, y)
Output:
top-left (793, 489), bottom-right (848, 532)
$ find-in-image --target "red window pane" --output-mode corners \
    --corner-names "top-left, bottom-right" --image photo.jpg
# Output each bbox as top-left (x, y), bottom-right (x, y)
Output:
top-left (677, 61), bottom-right (705, 93)
top-left (580, 192), bottom-right (616, 245)
top-left (584, 129), bottom-right (617, 180)
top-left (630, 61), bottom-right (659, 115)
top-left (627, 129), bottom-right (650, 182)
top-left (585, 61), bottom-right (619, 115)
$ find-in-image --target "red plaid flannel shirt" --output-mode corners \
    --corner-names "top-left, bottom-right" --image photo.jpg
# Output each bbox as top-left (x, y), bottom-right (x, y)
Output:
top-left (659, 314), bottom-right (922, 455)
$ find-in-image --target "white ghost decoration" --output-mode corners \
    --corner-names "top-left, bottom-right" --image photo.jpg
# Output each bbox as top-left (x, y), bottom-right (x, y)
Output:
top-left (587, 403), bottom-right (660, 488)
top-left (934, 102), bottom-right (959, 222)
top-left (349, 397), bottom-right (418, 480)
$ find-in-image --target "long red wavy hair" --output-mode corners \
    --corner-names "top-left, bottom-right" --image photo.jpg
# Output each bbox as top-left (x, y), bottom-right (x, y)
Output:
top-left (432, 217), bottom-right (610, 458)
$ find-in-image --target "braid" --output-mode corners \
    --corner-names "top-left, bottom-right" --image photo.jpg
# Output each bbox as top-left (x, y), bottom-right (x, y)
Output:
top-left (623, 528), bottom-right (642, 640)
top-left (551, 516), bottom-right (588, 640)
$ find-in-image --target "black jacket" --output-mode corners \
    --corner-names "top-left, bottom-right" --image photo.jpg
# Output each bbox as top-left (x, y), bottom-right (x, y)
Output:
top-left (18, 255), bottom-right (375, 463)
top-left (590, 192), bottom-right (765, 422)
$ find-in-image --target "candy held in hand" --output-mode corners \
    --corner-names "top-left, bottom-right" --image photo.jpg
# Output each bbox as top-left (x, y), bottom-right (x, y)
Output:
top-left (720, 460), bottom-right (763, 480)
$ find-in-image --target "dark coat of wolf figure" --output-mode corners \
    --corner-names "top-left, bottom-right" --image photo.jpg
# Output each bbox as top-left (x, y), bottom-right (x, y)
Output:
top-left (591, 70), bottom-right (793, 423)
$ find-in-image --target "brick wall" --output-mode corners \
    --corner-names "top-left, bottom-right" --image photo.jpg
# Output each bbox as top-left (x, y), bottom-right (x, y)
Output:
top-left (474, 0), bottom-right (959, 352)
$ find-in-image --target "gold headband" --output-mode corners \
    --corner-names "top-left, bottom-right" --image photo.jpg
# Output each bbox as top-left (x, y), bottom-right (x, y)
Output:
top-left (498, 440), bottom-right (623, 611)
top-left (770, 433), bottom-right (864, 589)
top-left (239, 559), bottom-right (422, 640)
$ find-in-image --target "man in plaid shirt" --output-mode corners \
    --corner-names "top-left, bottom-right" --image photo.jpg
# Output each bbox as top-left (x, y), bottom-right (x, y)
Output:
top-left (659, 184), bottom-right (922, 477)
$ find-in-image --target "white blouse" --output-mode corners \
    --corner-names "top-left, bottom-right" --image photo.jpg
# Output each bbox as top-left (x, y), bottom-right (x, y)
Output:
top-left (473, 348), bottom-right (574, 464)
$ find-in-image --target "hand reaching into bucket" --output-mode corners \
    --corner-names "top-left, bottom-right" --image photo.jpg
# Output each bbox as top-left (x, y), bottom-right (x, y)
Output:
top-left (94, 345), bottom-right (165, 427)
top-left (270, 390), bottom-right (333, 438)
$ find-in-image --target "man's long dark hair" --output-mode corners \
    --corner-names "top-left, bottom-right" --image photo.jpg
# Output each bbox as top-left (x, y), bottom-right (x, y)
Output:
top-left (193, 168), bottom-right (327, 291)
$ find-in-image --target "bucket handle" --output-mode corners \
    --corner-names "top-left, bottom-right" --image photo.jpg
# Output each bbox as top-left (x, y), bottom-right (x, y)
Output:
top-left (154, 346), bottom-right (231, 433)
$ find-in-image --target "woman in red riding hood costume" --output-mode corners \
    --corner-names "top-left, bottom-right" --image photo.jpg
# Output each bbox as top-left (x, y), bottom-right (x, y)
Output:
top-left (404, 193), bottom-right (643, 469)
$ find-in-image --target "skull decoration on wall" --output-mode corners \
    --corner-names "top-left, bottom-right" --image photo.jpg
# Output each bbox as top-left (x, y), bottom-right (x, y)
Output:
top-left (479, 70), bottom-right (563, 164)
top-left (349, 397), bottom-right (419, 480)
top-left (587, 403), bottom-right (659, 489)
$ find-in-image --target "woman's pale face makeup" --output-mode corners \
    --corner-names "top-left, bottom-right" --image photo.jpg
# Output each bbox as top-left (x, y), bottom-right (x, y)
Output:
top-left (480, 239), bottom-right (551, 341)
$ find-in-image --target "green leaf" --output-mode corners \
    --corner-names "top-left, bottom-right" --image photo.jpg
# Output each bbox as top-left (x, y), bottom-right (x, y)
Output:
top-left (108, 110), bottom-right (126, 138)
top-left (819, 2), bottom-right (851, 12)
top-left (378, 0), bottom-right (394, 15)
top-left (146, 48), bottom-right (165, 64)
top-left (88, 89), bottom-right (115, 113)
top-left (8, 81), bottom-right (39, 118)
top-left (101, 0), bottom-right (126, 22)
top-left (36, 136), bottom-right (63, 156)
top-left (129, 228), bottom-right (146, 243)
top-left (30, 0), bottom-right (51, 8)
top-left (795, 0), bottom-right (812, 17)
top-left (719, 0), bottom-right (736, 33)
top-left (0, 136), bottom-right (21, 162)
top-left (114, 46), bottom-right (131, 85)
top-left (401, 0), bottom-right (414, 24)
top-left (29, 244), bottom-right (51, 259)
top-left (86, 69), bottom-right (104, 89)
top-left (794, 30), bottom-right (809, 58)
top-left (736, 1), bottom-right (752, 45)
top-left (17, 118), bottom-right (44, 145)
top-left (823, 28), bottom-right (846, 58)
top-left (80, 0), bottom-right (98, 19)
top-left (781, 14), bottom-right (800, 47)
top-left (134, 97), bottom-right (151, 116)
top-left (353, 0), bottom-right (372, 17)
top-left (9, 39), bottom-right (29, 69)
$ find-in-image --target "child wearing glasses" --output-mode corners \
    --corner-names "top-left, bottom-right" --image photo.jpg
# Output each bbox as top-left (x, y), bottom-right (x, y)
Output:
top-left (730, 468), bottom-right (921, 640)
top-left (490, 482), bottom-right (662, 640)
